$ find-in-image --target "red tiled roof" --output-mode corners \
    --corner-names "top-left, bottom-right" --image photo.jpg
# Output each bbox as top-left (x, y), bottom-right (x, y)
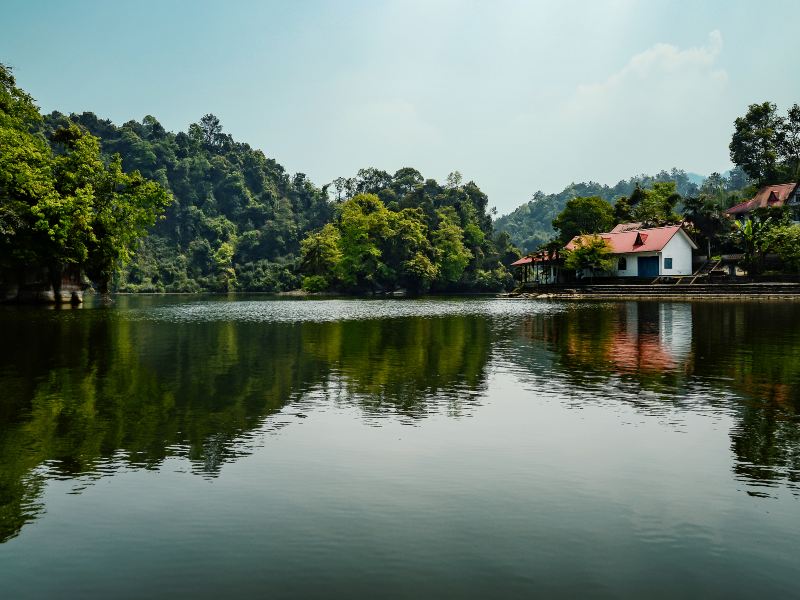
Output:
top-left (565, 225), bottom-right (696, 254)
top-left (510, 252), bottom-right (560, 267)
top-left (725, 183), bottom-right (798, 215)
top-left (510, 256), bottom-right (533, 266)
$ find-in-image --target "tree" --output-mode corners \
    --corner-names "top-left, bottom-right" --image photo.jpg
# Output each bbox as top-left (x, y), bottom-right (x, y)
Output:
top-left (299, 168), bottom-right (514, 293)
top-left (199, 114), bottom-right (223, 148)
top-left (445, 171), bottom-right (463, 189)
top-left (779, 104), bottom-right (800, 179)
top-left (552, 196), bottom-right (615, 243)
top-left (384, 208), bottom-right (437, 293)
top-left (631, 182), bottom-right (682, 227)
top-left (49, 125), bottom-right (172, 292)
top-left (300, 222), bottom-right (342, 284)
top-left (335, 193), bottom-right (391, 290)
top-left (682, 194), bottom-right (729, 257)
top-left (766, 224), bottom-right (800, 273)
top-left (613, 196), bottom-right (633, 223)
top-left (733, 216), bottom-right (774, 275)
top-left (432, 207), bottom-right (472, 284)
top-left (563, 235), bottom-right (615, 281)
top-left (730, 102), bottom-right (785, 184)
top-left (0, 65), bottom-right (171, 293)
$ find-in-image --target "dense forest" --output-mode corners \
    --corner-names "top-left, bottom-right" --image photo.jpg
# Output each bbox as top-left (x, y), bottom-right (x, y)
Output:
top-left (494, 168), bottom-right (749, 253)
top-left (3, 63), bottom-right (514, 296)
top-left (299, 170), bottom-right (519, 293)
top-left (42, 115), bottom-right (516, 293)
top-left (44, 111), bottom-right (334, 292)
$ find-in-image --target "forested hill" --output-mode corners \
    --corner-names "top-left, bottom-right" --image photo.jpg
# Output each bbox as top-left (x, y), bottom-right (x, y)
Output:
top-left (43, 112), bottom-right (514, 293)
top-left (44, 111), bottom-right (333, 292)
top-left (494, 168), bottom-right (746, 253)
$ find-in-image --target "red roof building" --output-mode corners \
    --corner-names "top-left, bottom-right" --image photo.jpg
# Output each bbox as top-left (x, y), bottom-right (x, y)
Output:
top-left (725, 183), bottom-right (799, 217)
top-left (565, 225), bottom-right (693, 254)
top-left (565, 225), bottom-right (697, 278)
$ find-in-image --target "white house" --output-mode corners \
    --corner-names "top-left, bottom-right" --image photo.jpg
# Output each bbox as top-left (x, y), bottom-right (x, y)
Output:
top-left (565, 224), bottom-right (698, 278)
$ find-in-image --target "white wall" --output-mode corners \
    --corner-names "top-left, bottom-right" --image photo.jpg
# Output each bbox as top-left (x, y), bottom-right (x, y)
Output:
top-left (577, 230), bottom-right (695, 278)
top-left (660, 231), bottom-right (694, 276)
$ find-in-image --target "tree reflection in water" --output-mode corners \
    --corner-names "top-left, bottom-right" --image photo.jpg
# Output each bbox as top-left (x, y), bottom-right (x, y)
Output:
top-left (2, 299), bottom-right (800, 543)
top-left (0, 309), bottom-right (491, 541)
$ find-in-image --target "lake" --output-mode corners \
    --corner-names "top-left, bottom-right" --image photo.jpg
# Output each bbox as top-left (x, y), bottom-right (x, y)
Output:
top-left (1, 296), bottom-right (799, 598)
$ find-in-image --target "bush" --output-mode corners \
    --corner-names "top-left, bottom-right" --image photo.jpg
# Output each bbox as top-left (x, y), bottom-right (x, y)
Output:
top-left (301, 275), bottom-right (329, 292)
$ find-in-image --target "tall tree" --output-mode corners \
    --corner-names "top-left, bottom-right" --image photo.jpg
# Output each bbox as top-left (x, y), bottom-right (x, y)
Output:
top-left (630, 182), bottom-right (681, 227)
top-left (552, 196), bottom-right (615, 243)
top-left (729, 102), bottom-right (784, 184)
top-left (779, 104), bottom-right (800, 179)
top-left (0, 64), bottom-right (171, 293)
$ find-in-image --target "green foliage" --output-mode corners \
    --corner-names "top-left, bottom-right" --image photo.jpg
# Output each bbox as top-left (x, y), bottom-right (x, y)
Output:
top-left (301, 275), bottom-right (329, 292)
top-left (300, 223), bottom-right (342, 279)
top-left (0, 64), bottom-right (170, 290)
top-left (730, 102), bottom-right (800, 185)
top-left (5, 64), bottom-right (515, 295)
top-left (432, 207), bottom-right (472, 284)
top-left (335, 194), bottom-right (391, 290)
top-left (733, 216), bottom-right (775, 275)
top-left (47, 109), bottom-right (333, 293)
top-left (299, 174), bottom-right (514, 293)
top-left (766, 225), bottom-right (800, 273)
top-left (552, 195), bottom-right (614, 243)
top-left (630, 181), bottom-right (682, 227)
top-left (564, 235), bottom-right (615, 276)
top-left (681, 192), bottom-right (730, 256)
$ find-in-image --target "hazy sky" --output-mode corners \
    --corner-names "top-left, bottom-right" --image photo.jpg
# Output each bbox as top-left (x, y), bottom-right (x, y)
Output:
top-left (3, 0), bottom-right (799, 214)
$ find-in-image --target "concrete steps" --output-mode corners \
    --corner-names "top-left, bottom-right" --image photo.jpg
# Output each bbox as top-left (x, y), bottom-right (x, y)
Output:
top-left (541, 283), bottom-right (800, 296)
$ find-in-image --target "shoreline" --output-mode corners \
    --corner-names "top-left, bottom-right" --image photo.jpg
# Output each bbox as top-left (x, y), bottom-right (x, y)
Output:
top-left (503, 293), bottom-right (800, 302)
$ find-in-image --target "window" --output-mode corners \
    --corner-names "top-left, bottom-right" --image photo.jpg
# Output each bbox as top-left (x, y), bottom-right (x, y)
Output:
top-left (617, 256), bottom-right (627, 270)
top-left (664, 257), bottom-right (673, 270)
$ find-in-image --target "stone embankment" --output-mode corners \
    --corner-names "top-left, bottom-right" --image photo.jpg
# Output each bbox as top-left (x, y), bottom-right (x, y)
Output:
top-left (502, 282), bottom-right (800, 300)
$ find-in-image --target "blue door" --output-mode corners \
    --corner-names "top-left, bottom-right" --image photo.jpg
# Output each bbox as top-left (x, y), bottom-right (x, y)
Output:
top-left (637, 256), bottom-right (659, 277)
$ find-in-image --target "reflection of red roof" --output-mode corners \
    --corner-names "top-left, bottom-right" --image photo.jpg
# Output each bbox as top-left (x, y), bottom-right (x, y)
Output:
top-left (565, 225), bottom-right (695, 254)
top-left (726, 183), bottom-right (798, 215)
top-left (609, 332), bottom-right (677, 372)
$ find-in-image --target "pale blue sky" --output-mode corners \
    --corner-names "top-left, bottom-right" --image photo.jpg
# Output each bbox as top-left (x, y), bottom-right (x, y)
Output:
top-left (3, 0), bottom-right (799, 214)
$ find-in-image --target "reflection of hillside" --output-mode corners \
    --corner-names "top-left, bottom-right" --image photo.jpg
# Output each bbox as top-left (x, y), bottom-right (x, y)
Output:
top-left (690, 303), bottom-right (800, 490)
top-left (0, 312), bottom-right (492, 542)
top-left (304, 317), bottom-right (490, 416)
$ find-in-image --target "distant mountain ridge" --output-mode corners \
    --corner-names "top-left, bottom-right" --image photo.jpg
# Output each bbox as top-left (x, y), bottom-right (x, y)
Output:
top-left (494, 169), bottom-right (705, 252)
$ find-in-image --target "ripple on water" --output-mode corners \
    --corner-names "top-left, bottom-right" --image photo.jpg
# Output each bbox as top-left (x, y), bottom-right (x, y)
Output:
top-left (130, 298), bottom-right (569, 324)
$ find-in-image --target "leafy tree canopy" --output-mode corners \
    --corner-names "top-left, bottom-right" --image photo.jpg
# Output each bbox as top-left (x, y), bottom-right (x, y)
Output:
top-left (563, 235), bottom-right (615, 276)
top-left (0, 64), bottom-right (171, 291)
top-left (730, 101), bottom-right (800, 185)
top-left (552, 196), bottom-right (614, 243)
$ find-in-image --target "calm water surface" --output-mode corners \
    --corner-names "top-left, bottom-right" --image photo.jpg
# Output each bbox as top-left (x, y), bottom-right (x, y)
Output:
top-left (1, 296), bottom-right (799, 598)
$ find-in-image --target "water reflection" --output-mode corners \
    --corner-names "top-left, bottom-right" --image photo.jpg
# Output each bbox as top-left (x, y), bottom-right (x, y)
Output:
top-left (511, 301), bottom-right (800, 493)
top-left (0, 305), bottom-right (492, 541)
top-left (1, 298), bottom-right (799, 544)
